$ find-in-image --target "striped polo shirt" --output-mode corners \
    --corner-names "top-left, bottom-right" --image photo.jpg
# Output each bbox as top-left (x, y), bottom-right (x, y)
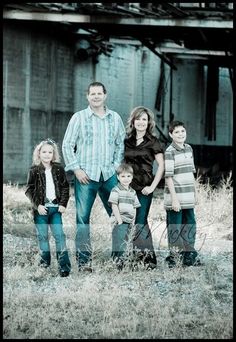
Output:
top-left (164, 142), bottom-right (196, 209)
top-left (108, 183), bottom-right (141, 224)
top-left (62, 106), bottom-right (126, 182)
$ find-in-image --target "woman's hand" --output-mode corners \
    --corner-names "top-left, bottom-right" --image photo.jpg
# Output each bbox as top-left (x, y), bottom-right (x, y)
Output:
top-left (141, 186), bottom-right (154, 196)
top-left (58, 205), bottom-right (66, 213)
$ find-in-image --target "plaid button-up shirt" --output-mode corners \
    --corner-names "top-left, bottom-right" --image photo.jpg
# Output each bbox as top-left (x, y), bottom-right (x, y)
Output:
top-left (62, 106), bottom-right (126, 182)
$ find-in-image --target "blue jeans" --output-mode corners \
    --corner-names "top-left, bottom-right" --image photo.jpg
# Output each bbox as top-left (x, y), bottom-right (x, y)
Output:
top-left (34, 206), bottom-right (71, 272)
top-left (74, 173), bottom-right (118, 266)
top-left (166, 208), bottom-right (197, 252)
top-left (133, 191), bottom-right (156, 264)
top-left (111, 223), bottom-right (131, 260)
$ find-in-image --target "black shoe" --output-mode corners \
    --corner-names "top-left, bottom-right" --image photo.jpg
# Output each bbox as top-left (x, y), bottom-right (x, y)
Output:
top-left (145, 262), bottom-right (157, 270)
top-left (78, 265), bottom-right (93, 272)
top-left (60, 270), bottom-right (70, 277)
top-left (39, 261), bottom-right (50, 268)
top-left (113, 257), bottom-right (124, 271)
top-left (165, 255), bottom-right (176, 268)
top-left (182, 251), bottom-right (199, 266)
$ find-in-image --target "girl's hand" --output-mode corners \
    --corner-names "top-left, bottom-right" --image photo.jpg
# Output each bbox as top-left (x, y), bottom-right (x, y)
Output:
top-left (58, 205), bottom-right (66, 213)
top-left (38, 205), bottom-right (47, 215)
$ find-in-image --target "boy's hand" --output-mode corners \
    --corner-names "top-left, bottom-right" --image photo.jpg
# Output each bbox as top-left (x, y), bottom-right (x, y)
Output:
top-left (58, 205), bottom-right (66, 213)
top-left (172, 199), bottom-right (181, 212)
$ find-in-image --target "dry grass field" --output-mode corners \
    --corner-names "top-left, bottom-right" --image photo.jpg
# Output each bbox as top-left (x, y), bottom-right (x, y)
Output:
top-left (3, 175), bottom-right (233, 339)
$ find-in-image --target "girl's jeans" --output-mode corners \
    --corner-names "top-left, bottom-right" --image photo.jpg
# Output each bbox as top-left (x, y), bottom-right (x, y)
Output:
top-left (34, 206), bottom-right (71, 272)
top-left (166, 208), bottom-right (197, 252)
top-left (74, 173), bottom-right (118, 266)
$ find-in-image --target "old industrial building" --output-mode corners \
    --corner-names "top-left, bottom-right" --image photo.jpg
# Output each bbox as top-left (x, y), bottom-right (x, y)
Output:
top-left (3, 2), bottom-right (234, 184)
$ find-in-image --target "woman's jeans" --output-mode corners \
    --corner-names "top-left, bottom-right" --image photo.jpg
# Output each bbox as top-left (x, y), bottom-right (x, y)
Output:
top-left (133, 191), bottom-right (157, 264)
top-left (166, 208), bottom-right (197, 252)
top-left (74, 173), bottom-right (117, 267)
top-left (34, 206), bottom-right (71, 272)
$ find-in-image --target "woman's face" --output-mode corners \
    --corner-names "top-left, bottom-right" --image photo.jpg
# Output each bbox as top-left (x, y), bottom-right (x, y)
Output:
top-left (134, 112), bottom-right (148, 133)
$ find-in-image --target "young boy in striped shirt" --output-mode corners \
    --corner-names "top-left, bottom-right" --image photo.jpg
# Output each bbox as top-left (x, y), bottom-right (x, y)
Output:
top-left (108, 163), bottom-right (141, 270)
top-left (164, 121), bottom-right (201, 267)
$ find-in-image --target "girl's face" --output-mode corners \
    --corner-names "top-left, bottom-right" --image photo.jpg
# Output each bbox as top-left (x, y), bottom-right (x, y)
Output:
top-left (39, 143), bottom-right (54, 165)
top-left (134, 112), bottom-right (148, 133)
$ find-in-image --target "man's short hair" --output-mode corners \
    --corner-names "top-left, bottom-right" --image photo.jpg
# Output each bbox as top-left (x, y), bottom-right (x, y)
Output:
top-left (168, 120), bottom-right (185, 133)
top-left (87, 82), bottom-right (107, 94)
top-left (117, 163), bottom-right (133, 175)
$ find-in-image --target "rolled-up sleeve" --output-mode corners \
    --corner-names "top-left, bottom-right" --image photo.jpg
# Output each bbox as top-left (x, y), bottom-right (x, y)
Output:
top-left (113, 116), bottom-right (126, 170)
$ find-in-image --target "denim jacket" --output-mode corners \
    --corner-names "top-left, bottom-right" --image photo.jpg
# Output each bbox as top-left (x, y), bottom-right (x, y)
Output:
top-left (25, 162), bottom-right (70, 210)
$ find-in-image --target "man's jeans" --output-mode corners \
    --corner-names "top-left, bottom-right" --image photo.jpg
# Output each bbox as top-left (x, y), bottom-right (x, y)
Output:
top-left (166, 208), bottom-right (197, 252)
top-left (74, 173), bottom-right (117, 266)
top-left (34, 206), bottom-right (71, 272)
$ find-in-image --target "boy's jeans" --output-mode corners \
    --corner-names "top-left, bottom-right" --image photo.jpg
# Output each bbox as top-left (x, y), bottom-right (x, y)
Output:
top-left (111, 223), bottom-right (131, 260)
top-left (34, 206), bottom-right (71, 272)
top-left (166, 208), bottom-right (197, 252)
top-left (74, 173), bottom-right (117, 266)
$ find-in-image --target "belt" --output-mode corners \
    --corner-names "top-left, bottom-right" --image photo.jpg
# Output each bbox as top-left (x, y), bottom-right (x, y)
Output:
top-left (45, 198), bottom-right (58, 204)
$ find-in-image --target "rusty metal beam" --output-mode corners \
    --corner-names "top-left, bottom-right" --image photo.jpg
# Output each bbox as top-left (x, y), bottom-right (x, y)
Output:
top-left (139, 38), bottom-right (177, 70)
top-left (3, 10), bottom-right (233, 29)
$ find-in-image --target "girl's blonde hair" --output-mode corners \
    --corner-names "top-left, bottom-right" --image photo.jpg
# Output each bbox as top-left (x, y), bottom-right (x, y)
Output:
top-left (126, 106), bottom-right (156, 137)
top-left (32, 138), bottom-right (61, 165)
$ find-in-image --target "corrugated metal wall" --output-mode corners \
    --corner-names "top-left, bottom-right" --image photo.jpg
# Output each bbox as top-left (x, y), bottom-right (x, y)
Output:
top-left (3, 21), bottom-right (233, 183)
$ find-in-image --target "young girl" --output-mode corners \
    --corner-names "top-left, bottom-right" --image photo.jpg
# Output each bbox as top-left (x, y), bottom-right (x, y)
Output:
top-left (25, 138), bottom-right (71, 277)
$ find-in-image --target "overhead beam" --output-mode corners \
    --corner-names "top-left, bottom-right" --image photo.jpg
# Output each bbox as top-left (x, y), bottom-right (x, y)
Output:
top-left (139, 38), bottom-right (177, 70)
top-left (3, 10), bottom-right (233, 29)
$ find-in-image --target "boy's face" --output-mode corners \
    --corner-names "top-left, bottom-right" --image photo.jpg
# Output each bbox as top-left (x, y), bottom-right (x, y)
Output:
top-left (169, 125), bottom-right (186, 145)
top-left (117, 171), bottom-right (133, 187)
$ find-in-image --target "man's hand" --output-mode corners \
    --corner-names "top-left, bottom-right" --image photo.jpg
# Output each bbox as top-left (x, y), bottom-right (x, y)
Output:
top-left (74, 169), bottom-right (90, 184)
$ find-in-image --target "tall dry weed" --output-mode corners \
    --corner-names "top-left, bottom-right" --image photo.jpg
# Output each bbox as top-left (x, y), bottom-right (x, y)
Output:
top-left (3, 178), bottom-right (233, 339)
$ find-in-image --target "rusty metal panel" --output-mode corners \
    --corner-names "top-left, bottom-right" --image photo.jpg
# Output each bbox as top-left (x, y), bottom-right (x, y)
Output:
top-left (74, 43), bottom-right (161, 125)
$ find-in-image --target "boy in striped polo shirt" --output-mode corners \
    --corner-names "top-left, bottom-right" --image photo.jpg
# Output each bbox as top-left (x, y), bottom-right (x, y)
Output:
top-left (108, 163), bottom-right (141, 270)
top-left (164, 121), bottom-right (201, 267)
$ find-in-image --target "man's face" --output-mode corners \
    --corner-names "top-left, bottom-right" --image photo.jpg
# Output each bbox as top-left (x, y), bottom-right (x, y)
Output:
top-left (87, 86), bottom-right (107, 108)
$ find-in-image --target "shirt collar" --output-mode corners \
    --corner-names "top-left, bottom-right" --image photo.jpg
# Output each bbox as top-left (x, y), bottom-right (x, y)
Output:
top-left (118, 182), bottom-right (131, 191)
top-left (171, 141), bottom-right (186, 151)
top-left (87, 105), bottom-right (111, 118)
top-left (129, 131), bottom-right (153, 143)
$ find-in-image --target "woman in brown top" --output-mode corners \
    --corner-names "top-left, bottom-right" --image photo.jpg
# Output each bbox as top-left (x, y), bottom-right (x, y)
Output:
top-left (124, 106), bottom-right (164, 268)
